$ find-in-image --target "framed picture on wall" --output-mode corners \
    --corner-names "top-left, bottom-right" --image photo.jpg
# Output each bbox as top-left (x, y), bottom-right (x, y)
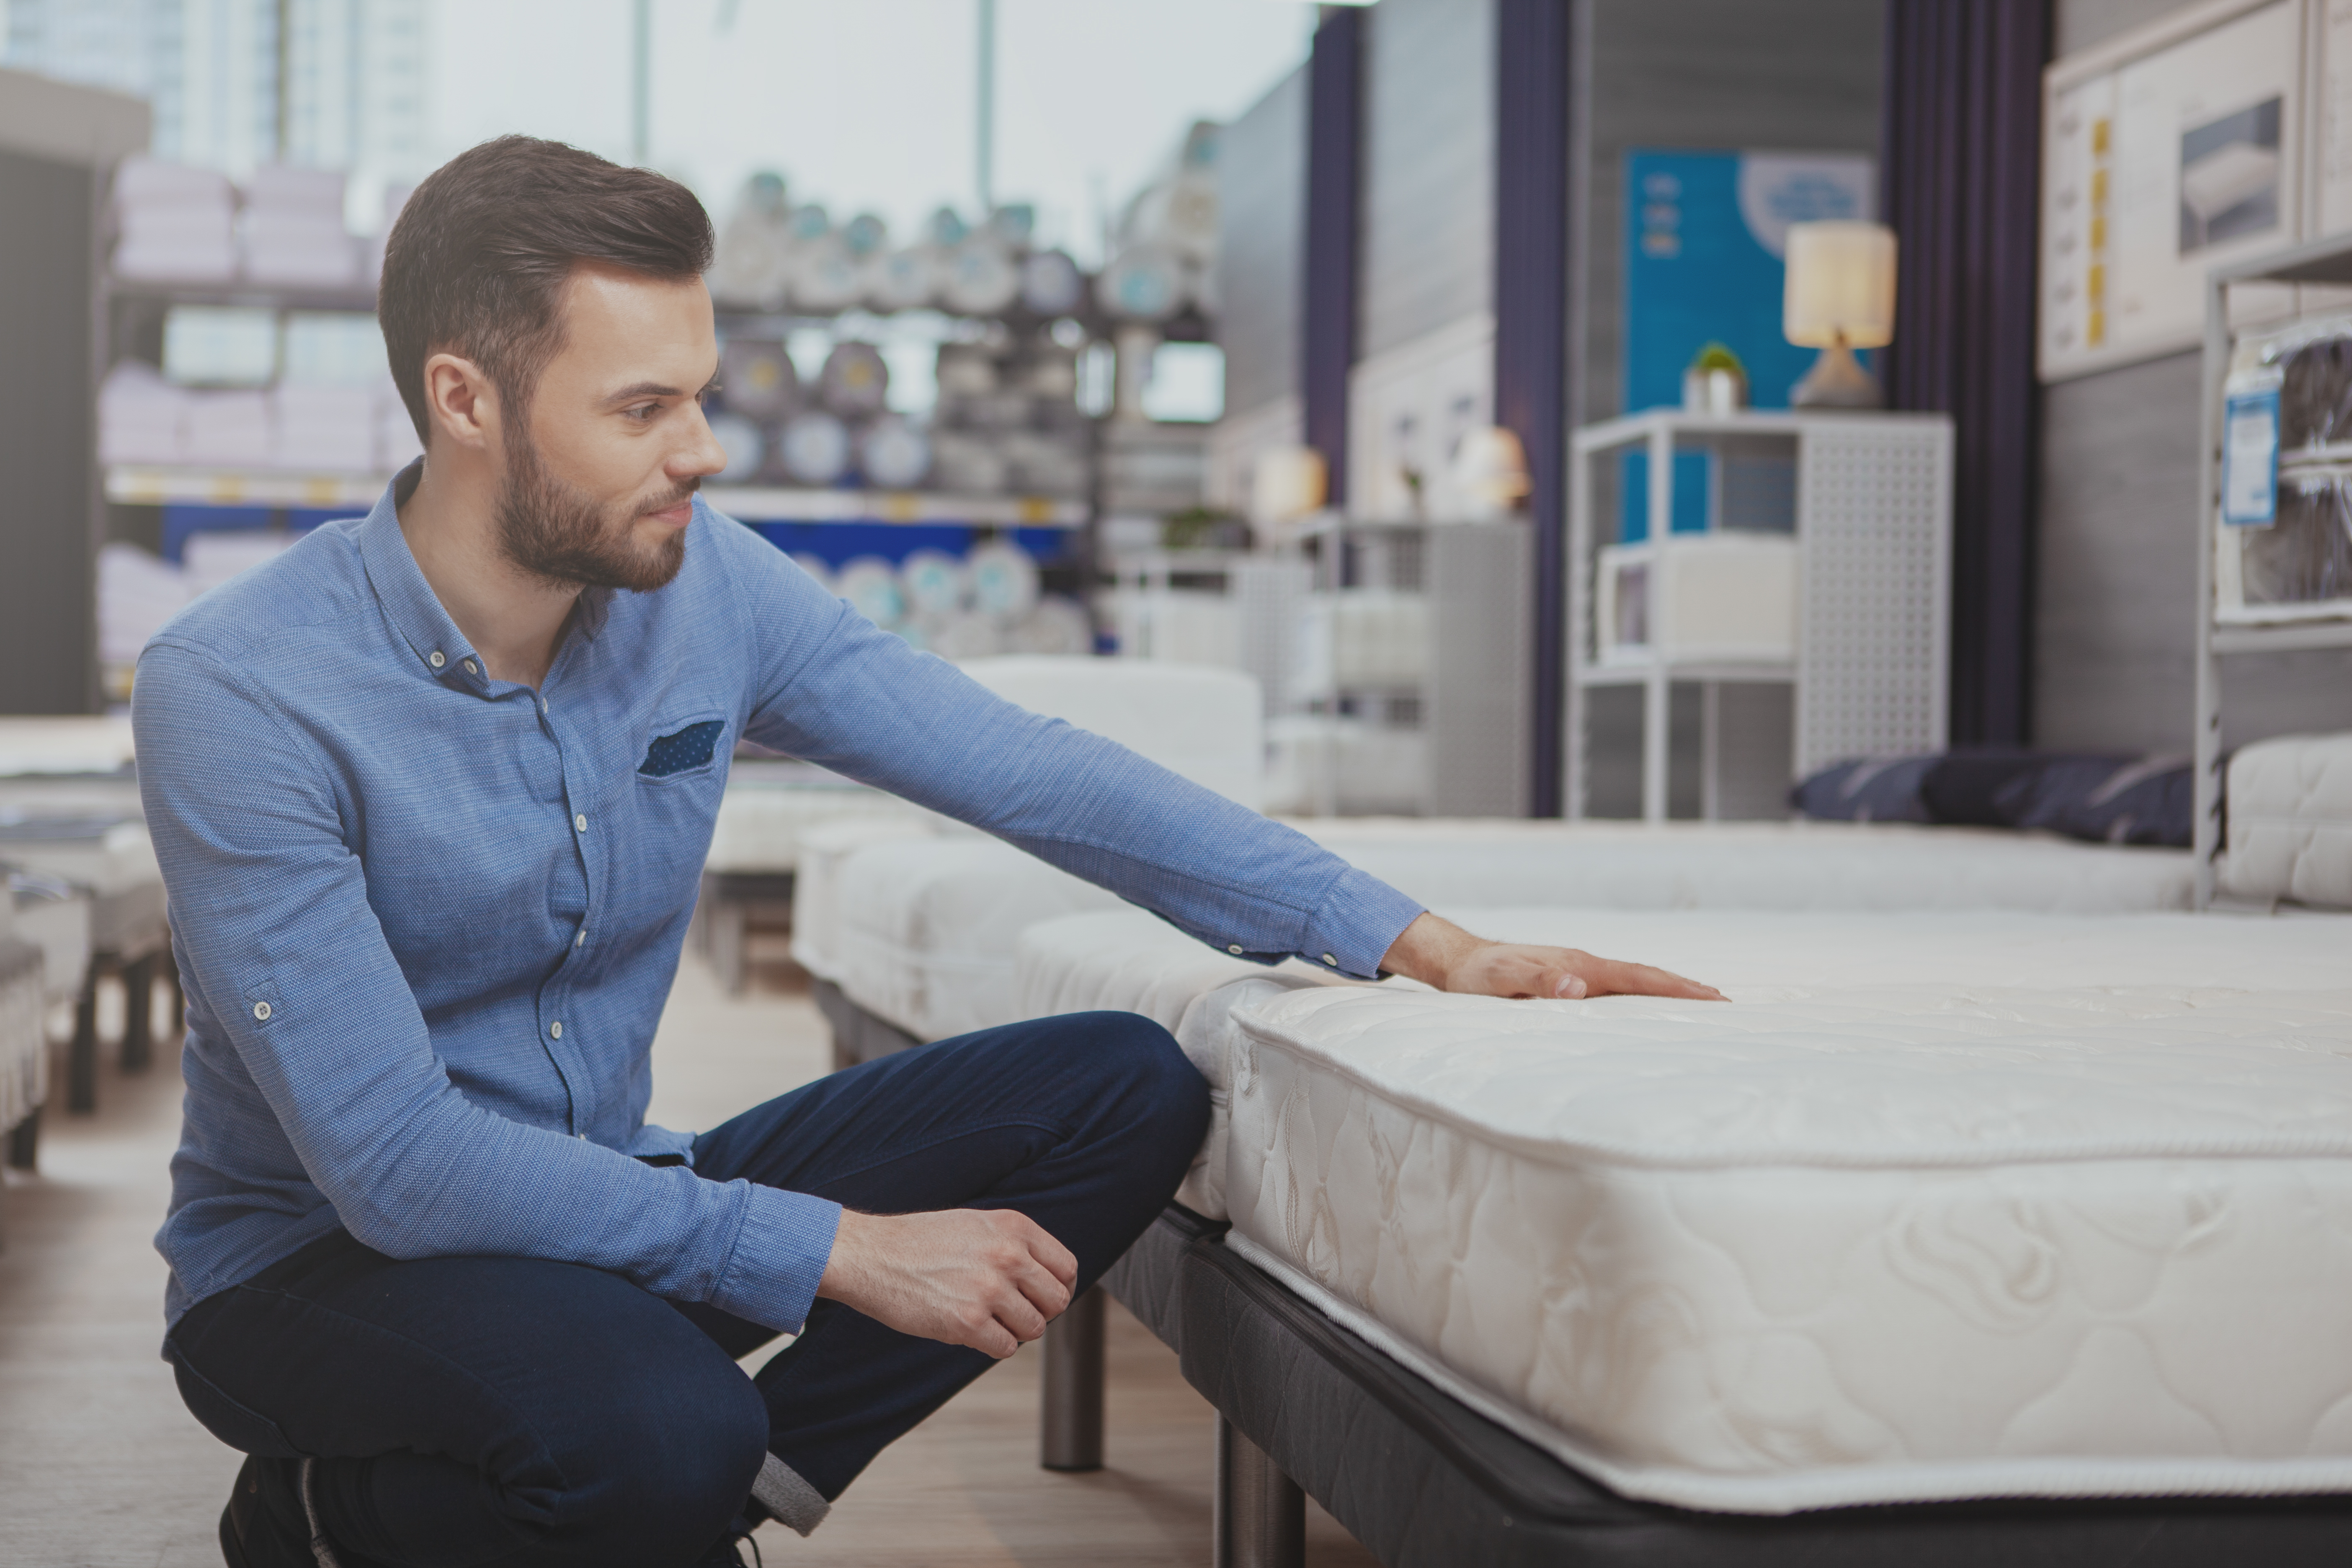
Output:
top-left (2040, 0), bottom-right (2308, 381)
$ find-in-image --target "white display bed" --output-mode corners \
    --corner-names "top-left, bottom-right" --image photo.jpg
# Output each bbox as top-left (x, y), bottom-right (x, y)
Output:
top-left (694, 760), bottom-right (934, 993)
top-left (811, 819), bottom-right (2198, 1046)
top-left (1020, 905), bottom-right (2352, 1515)
top-left (0, 717), bottom-right (173, 1141)
top-left (2223, 732), bottom-right (2352, 908)
top-left (788, 653), bottom-right (1268, 1042)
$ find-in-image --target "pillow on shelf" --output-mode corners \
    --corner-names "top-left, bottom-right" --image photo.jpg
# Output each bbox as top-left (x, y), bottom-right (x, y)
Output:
top-left (1791, 750), bottom-right (2193, 848)
top-left (1785, 755), bottom-right (1937, 822)
top-left (1916, 748), bottom-right (2072, 827)
top-left (2005, 754), bottom-right (2193, 848)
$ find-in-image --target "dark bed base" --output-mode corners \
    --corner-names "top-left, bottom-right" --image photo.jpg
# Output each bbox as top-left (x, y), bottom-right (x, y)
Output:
top-left (812, 989), bottom-right (2352, 1566)
top-left (1106, 1207), bottom-right (2352, 1568)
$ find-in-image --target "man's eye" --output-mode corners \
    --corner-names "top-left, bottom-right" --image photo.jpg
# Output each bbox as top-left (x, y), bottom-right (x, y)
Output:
top-left (625, 402), bottom-right (660, 422)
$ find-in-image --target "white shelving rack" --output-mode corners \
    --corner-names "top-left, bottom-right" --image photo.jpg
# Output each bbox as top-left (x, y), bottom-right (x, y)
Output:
top-left (1566, 410), bottom-right (1953, 822)
top-left (100, 466), bottom-right (1089, 529)
top-left (1287, 515), bottom-right (1532, 818)
top-left (2195, 234), bottom-right (2352, 907)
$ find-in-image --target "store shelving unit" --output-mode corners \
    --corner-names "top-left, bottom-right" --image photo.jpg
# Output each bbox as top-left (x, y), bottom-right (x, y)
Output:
top-left (705, 487), bottom-right (1086, 527)
top-left (2194, 233), bottom-right (2352, 907)
top-left (1567, 409), bottom-right (1953, 822)
top-left (104, 464), bottom-right (386, 510)
top-left (1287, 514), bottom-right (1532, 818)
top-left (98, 466), bottom-right (1088, 528)
top-left (93, 273), bottom-right (383, 495)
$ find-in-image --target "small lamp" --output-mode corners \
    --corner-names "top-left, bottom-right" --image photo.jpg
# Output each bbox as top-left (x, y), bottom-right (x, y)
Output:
top-left (1250, 446), bottom-right (1328, 540)
top-left (1449, 426), bottom-right (1531, 520)
top-left (1784, 221), bottom-right (1896, 409)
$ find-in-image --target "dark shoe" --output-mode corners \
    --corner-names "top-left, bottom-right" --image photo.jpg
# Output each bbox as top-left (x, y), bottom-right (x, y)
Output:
top-left (694, 1516), bottom-right (765, 1568)
top-left (219, 1454), bottom-right (341, 1568)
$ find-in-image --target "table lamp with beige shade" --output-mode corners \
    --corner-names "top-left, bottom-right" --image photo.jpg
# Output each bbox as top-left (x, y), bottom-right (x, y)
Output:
top-left (1784, 220), bottom-right (1897, 408)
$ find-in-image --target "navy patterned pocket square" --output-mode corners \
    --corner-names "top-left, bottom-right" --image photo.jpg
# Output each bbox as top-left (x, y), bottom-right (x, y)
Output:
top-left (640, 720), bottom-right (727, 777)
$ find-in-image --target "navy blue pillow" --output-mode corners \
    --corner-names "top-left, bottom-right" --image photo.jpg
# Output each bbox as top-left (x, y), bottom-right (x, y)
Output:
top-left (2005, 754), bottom-right (2193, 847)
top-left (1787, 755), bottom-right (1938, 823)
top-left (1917, 748), bottom-right (2079, 827)
top-left (640, 720), bottom-right (727, 778)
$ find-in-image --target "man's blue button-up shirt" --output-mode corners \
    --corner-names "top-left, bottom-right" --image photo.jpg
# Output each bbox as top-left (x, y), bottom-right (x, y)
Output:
top-left (133, 466), bottom-right (1425, 1337)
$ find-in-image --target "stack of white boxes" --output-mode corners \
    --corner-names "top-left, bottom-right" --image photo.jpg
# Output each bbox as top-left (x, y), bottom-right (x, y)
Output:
top-left (183, 389), bottom-right (273, 467)
top-left (271, 385), bottom-right (378, 471)
top-left (377, 389), bottom-right (424, 473)
top-left (96, 364), bottom-right (190, 464)
top-left (110, 159), bottom-right (237, 283)
top-left (242, 166), bottom-right (359, 290)
top-left (101, 362), bottom-right (420, 476)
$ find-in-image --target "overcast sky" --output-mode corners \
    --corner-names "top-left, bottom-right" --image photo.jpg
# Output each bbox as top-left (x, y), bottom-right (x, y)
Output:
top-left (426, 0), bottom-right (1319, 264)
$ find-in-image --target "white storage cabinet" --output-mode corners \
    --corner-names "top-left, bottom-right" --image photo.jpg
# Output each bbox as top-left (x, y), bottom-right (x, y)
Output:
top-left (1567, 410), bottom-right (1953, 822)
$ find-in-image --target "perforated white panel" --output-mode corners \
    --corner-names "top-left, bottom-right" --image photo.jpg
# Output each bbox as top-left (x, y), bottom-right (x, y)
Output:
top-left (1795, 419), bottom-right (1952, 776)
top-left (1231, 557), bottom-right (1313, 717)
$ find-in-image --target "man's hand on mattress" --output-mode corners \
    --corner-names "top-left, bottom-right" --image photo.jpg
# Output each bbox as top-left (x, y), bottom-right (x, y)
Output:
top-left (1379, 911), bottom-right (1724, 1002)
top-left (815, 1207), bottom-right (1079, 1359)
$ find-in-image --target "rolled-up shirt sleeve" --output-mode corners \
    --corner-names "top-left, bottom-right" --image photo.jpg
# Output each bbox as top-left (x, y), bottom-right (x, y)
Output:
top-left (718, 523), bottom-right (1427, 978)
top-left (135, 641), bottom-right (838, 1333)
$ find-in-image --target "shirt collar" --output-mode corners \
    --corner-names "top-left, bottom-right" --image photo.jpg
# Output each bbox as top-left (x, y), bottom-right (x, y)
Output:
top-left (355, 460), bottom-right (615, 695)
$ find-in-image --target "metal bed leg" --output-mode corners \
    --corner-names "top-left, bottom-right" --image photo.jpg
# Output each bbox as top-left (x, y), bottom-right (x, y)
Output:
top-left (1040, 1285), bottom-right (1106, 1471)
top-left (67, 967), bottom-right (99, 1114)
top-left (1214, 1417), bottom-right (1304, 1568)
top-left (711, 900), bottom-right (748, 995)
top-left (121, 953), bottom-right (156, 1074)
top-left (7, 1106), bottom-right (39, 1171)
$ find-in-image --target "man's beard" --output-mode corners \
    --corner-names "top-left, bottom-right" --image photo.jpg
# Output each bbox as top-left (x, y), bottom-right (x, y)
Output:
top-left (493, 428), bottom-right (692, 593)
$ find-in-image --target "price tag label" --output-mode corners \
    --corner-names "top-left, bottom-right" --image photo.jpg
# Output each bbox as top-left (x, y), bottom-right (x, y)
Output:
top-left (2221, 384), bottom-right (2279, 527)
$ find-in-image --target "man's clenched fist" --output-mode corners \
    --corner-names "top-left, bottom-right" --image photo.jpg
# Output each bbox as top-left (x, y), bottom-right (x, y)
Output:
top-left (816, 1207), bottom-right (1078, 1359)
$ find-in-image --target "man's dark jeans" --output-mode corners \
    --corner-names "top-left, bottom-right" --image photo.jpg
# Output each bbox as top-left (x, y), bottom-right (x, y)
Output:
top-left (164, 1011), bottom-right (1209, 1568)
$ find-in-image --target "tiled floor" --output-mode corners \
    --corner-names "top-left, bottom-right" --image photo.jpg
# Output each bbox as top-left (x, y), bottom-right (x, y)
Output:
top-left (0, 940), bottom-right (1376, 1565)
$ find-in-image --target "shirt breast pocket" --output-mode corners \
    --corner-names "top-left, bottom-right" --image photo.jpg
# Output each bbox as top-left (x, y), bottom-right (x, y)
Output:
top-left (637, 716), bottom-right (729, 782)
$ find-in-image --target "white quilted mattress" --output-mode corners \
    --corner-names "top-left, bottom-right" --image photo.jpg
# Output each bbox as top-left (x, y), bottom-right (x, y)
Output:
top-left (0, 934), bottom-right (44, 1133)
top-left (1290, 818), bottom-right (2195, 913)
top-left (1018, 905), bottom-right (2352, 1514)
top-left (820, 836), bottom-right (1120, 1039)
top-left (10, 887), bottom-right (92, 1008)
top-left (819, 819), bottom-right (2194, 1042)
top-left (2223, 732), bottom-right (2352, 909)
top-left (704, 768), bottom-right (932, 876)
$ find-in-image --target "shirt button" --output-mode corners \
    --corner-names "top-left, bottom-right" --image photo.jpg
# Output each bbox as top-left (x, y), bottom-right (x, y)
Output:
top-left (252, 1001), bottom-right (271, 1021)
top-left (1322, 954), bottom-right (1338, 967)
top-left (575, 928), bottom-right (586, 947)
top-left (541, 696), bottom-right (550, 713)
top-left (574, 814), bottom-right (588, 832)
top-left (550, 1021), bottom-right (564, 1039)
top-left (463, 658), bottom-right (479, 676)
top-left (1227, 944), bottom-right (1243, 955)
top-left (428, 650), bottom-right (445, 669)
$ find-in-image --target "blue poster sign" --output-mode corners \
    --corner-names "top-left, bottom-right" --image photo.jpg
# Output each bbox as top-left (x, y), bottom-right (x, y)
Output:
top-left (1620, 150), bottom-right (1873, 542)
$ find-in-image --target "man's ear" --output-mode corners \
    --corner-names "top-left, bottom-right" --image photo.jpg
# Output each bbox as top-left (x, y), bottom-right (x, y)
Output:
top-left (422, 352), bottom-right (499, 455)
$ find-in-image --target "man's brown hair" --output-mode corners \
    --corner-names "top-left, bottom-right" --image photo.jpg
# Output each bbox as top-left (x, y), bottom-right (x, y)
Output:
top-left (379, 136), bottom-right (715, 444)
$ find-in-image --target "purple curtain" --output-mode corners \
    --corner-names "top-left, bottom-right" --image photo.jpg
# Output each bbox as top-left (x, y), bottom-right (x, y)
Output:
top-left (1304, 8), bottom-right (1365, 508)
top-left (1496, 0), bottom-right (1576, 815)
top-left (1879, 0), bottom-right (2050, 746)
